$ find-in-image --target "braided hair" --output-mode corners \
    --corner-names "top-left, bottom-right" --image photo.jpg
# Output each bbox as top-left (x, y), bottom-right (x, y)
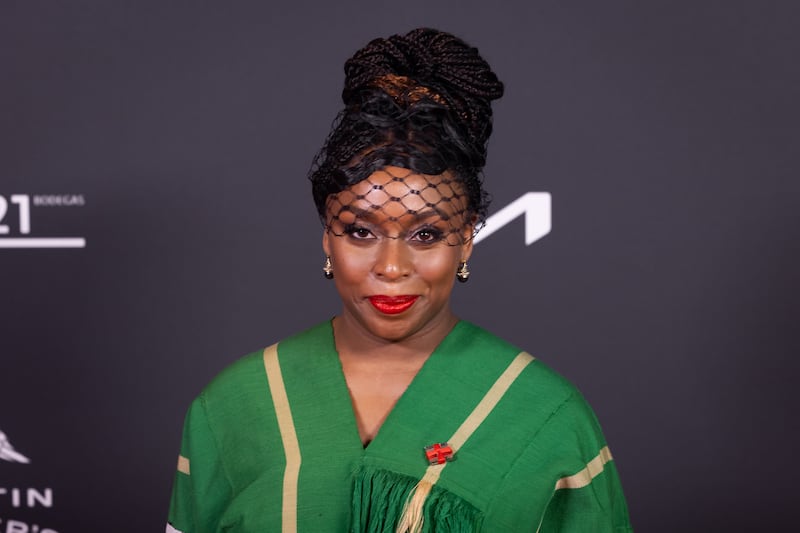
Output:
top-left (309, 28), bottom-right (504, 228)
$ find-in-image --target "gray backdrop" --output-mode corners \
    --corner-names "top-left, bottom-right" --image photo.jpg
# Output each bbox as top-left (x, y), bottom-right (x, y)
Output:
top-left (1, 1), bottom-right (798, 531)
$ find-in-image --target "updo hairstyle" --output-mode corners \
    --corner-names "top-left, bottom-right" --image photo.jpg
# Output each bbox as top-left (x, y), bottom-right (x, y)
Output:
top-left (308, 28), bottom-right (504, 228)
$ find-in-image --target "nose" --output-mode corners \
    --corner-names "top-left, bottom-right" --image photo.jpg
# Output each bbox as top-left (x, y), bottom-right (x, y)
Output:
top-left (373, 238), bottom-right (413, 280)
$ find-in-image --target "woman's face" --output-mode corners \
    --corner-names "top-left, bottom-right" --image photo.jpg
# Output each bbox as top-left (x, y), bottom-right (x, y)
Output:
top-left (322, 166), bottom-right (474, 344)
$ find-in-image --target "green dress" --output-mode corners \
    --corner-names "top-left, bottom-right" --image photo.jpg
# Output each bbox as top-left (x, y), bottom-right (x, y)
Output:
top-left (167, 320), bottom-right (632, 532)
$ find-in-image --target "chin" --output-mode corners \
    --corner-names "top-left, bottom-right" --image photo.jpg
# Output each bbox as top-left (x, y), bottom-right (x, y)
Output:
top-left (350, 311), bottom-right (422, 342)
top-left (366, 321), bottom-right (420, 343)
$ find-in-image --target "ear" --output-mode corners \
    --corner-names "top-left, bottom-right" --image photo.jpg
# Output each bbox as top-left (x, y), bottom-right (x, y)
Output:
top-left (461, 236), bottom-right (474, 264)
top-left (322, 230), bottom-right (331, 257)
top-left (460, 216), bottom-right (477, 263)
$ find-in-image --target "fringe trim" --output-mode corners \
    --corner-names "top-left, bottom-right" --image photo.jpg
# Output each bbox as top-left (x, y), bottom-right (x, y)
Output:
top-left (397, 479), bottom-right (434, 533)
top-left (352, 465), bottom-right (483, 533)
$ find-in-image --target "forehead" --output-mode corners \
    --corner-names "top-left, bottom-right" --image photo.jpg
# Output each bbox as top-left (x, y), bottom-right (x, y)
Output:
top-left (326, 166), bottom-right (467, 221)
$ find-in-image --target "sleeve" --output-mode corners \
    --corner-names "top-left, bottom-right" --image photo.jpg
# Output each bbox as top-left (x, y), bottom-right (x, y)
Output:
top-left (166, 394), bottom-right (232, 533)
top-left (538, 393), bottom-right (633, 532)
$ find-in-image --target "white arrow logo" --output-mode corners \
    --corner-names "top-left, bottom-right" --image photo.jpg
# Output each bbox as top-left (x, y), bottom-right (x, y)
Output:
top-left (474, 192), bottom-right (552, 245)
top-left (0, 430), bottom-right (31, 464)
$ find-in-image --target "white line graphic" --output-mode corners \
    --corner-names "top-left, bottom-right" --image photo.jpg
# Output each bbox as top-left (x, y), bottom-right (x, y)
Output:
top-left (474, 192), bottom-right (552, 245)
top-left (0, 238), bottom-right (86, 248)
top-left (0, 430), bottom-right (30, 464)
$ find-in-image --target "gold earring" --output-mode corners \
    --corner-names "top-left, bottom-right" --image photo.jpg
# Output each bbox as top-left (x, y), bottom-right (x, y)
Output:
top-left (323, 256), bottom-right (334, 279)
top-left (456, 261), bottom-right (470, 283)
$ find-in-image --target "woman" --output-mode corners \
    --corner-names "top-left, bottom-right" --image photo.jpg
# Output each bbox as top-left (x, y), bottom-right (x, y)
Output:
top-left (167, 28), bottom-right (632, 532)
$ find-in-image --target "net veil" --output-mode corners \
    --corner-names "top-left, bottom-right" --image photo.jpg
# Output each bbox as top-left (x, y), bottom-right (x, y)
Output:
top-left (325, 166), bottom-right (472, 247)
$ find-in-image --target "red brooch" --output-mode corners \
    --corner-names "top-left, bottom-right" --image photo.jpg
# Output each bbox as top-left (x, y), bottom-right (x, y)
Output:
top-left (424, 442), bottom-right (454, 465)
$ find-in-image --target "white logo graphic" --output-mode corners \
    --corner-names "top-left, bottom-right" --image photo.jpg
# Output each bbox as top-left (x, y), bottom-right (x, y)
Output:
top-left (0, 194), bottom-right (86, 249)
top-left (474, 192), bottom-right (551, 245)
top-left (0, 520), bottom-right (58, 533)
top-left (0, 431), bottom-right (30, 464)
top-left (0, 430), bottom-right (57, 531)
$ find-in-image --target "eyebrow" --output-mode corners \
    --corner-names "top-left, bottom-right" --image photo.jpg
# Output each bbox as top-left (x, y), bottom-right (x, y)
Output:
top-left (342, 205), bottom-right (449, 222)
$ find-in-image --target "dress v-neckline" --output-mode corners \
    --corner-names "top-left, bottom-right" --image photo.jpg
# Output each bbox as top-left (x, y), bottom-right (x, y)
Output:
top-left (275, 318), bottom-right (514, 482)
top-left (323, 319), bottom-right (466, 456)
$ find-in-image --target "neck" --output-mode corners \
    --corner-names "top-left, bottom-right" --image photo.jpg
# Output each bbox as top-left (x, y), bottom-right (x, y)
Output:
top-left (331, 312), bottom-right (458, 366)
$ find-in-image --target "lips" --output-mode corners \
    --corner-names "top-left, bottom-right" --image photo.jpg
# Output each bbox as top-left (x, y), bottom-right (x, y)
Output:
top-left (368, 295), bottom-right (419, 315)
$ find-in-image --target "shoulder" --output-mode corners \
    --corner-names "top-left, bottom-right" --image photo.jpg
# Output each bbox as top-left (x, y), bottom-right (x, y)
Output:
top-left (460, 321), bottom-right (597, 428)
top-left (195, 320), bottom-right (333, 420)
top-left (458, 320), bottom-right (579, 398)
top-left (202, 321), bottom-right (332, 392)
top-left (202, 350), bottom-right (265, 395)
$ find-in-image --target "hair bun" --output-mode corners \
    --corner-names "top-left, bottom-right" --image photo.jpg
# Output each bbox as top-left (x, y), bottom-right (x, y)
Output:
top-left (343, 28), bottom-right (504, 103)
top-left (342, 28), bottom-right (504, 149)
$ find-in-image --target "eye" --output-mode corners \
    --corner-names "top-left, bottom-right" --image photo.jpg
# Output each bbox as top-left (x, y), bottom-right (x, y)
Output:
top-left (344, 224), bottom-right (375, 240)
top-left (411, 227), bottom-right (444, 244)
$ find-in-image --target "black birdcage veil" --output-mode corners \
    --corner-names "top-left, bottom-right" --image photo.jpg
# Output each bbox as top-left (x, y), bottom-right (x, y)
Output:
top-left (325, 166), bottom-right (473, 247)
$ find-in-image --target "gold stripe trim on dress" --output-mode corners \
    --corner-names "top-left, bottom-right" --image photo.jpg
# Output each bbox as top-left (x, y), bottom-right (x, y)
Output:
top-left (397, 351), bottom-right (535, 533)
top-left (416, 351), bottom-right (536, 483)
top-left (554, 446), bottom-right (613, 490)
top-left (176, 455), bottom-right (190, 475)
top-left (448, 351), bottom-right (535, 451)
top-left (263, 343), bottom-right (301, 533)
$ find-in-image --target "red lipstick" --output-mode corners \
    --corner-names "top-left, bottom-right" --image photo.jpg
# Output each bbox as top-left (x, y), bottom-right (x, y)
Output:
top-left (368, 295), bottom-right (419, 315)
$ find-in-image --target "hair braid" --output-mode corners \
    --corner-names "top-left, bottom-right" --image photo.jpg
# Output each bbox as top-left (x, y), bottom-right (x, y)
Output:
top-left (310, 28), bottom-right (504, 227)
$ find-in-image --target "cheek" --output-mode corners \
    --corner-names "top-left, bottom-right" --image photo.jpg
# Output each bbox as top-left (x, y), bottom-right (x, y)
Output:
top-left (416, 250), bottom-right (460, 283)
top-left (330, 243), bottom-right (372, 283)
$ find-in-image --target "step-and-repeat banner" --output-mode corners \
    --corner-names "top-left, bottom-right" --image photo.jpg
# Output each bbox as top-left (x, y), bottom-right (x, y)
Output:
top-left (2, 2), bottom-right (797, 531)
